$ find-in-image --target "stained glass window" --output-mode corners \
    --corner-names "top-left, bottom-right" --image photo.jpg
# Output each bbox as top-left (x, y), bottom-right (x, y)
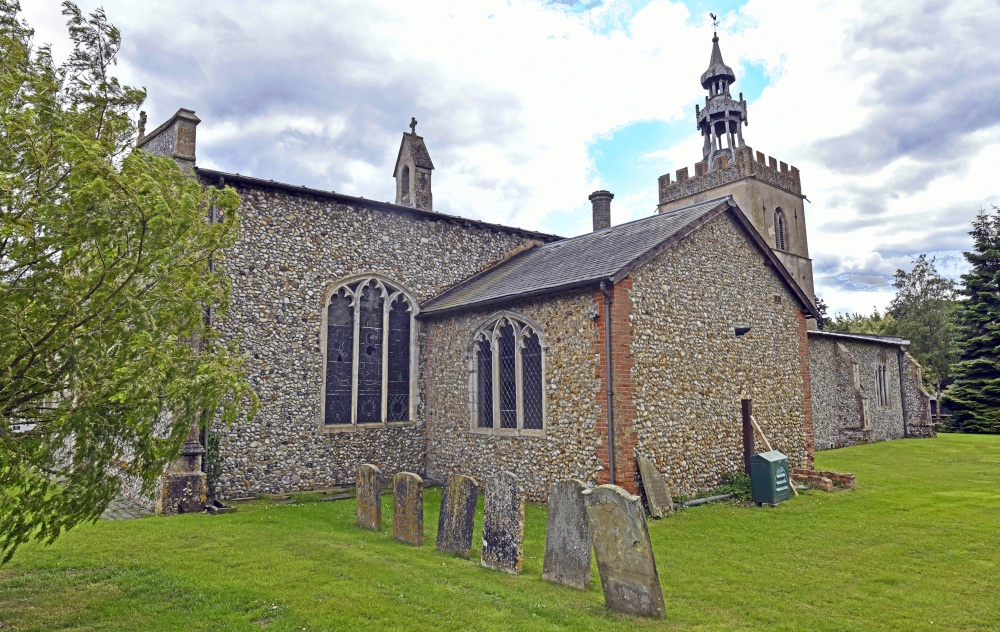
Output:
top-left (323, 277), bottom-right (415, 427)
top-left (325, 290), bottom-right (353, 425)
top-left (387, 296), bottom-right (411, 422)
top-left (522, 331), bottom-right (543, 430)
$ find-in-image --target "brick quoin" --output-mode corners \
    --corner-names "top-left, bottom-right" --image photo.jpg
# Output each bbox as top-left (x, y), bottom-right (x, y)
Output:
top-left (592, 279), bottom-right (639, 494)
top-left (797, 310), bottom-right (815, 468)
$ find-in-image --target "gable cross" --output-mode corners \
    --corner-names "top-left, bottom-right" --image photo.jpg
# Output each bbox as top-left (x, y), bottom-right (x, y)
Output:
top-left (409, 117), bottom-right (417, 134)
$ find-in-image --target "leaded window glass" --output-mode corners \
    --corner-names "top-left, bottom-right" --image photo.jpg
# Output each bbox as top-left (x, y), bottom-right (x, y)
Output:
top-left (471, 314), bottom-right (545, 433)
top-left (386, 296), bottom-right (411, 422)
top-left (477, 337), bottom-right (493, 428)
top-left (325, 290), bottom-right (353, 425)
top-left (522, 332), bottom-right (543, 430)
top-left (322, 277), bottom-right (416, 426)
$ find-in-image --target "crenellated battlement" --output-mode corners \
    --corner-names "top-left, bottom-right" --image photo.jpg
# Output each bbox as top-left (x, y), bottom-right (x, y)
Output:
top-left (658, 146), bottom-right (801, 205)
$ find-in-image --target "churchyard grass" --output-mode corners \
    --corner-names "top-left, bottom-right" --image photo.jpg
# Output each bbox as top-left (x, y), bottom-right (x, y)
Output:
top-left (2, 433), bottom-right (998, 630)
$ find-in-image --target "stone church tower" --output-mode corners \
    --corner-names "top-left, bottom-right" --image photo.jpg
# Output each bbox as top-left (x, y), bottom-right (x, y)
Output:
top-left (393, 117), bottom-right (435, 210)
top-left (657, 31), bottom-right (815, 305)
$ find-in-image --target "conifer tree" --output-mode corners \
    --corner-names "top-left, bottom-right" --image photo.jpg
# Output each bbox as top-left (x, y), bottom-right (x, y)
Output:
top-left (943, 206), bottom-right (1000, 433)
top-left (1, 1), bottom-right (253, 560)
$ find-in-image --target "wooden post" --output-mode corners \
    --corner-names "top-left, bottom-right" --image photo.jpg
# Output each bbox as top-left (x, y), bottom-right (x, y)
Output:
top-left (741, 399), bottom-right (754, 474)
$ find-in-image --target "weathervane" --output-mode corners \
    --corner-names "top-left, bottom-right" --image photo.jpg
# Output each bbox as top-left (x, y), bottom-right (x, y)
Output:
top-left (710, 12), bottom-right (718, 35)
top-left (409, 116), bottom-right (417, 134)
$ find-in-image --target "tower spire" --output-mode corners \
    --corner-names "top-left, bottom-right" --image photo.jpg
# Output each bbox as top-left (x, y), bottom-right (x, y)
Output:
top-left (695, 26), bottom-right (747, 169)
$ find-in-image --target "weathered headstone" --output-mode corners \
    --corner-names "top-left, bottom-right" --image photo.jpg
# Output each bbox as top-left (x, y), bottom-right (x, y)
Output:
top-left (392, 471), bottom-right (424, 546)
top-left (436, 474), bottom-right (479, 558)
top-left (637, 455), bottom-right (674, 518)
top-left (542, 479), bottom-right (591, 589)
top-left (481, 471), bottom-right (524, 574)
top-left (582, 484), bottom-right (666, 619)
top-left (356, 463), bottom-right (382, 532)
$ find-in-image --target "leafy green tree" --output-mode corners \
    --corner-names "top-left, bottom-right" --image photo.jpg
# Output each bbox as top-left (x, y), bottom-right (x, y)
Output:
top-left (1, 1), bottom-right (252, 561)
top-left (887, 255), bottom-right (958, 396)
top-left (824, 308), bottom-right (898, 336)
top-left (943, 206), bottom-right (1000, 433)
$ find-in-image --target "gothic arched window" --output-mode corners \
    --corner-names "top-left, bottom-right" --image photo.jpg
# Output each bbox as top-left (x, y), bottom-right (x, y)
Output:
top-left (322, 276), bottom-right (417, 426)
top-left (875, 351), bottom-right (889, 408)
top-left (471, 314), bottom-right (546, 433)
top-left (774, 208), bottom-right (787, 251)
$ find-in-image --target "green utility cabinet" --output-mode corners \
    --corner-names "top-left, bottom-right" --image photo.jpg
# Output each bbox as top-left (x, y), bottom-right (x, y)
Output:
top-left (750, 450), bottom-right (792, 505)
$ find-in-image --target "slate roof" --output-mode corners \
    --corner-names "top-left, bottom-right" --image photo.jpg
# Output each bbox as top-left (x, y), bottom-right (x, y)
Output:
top-left (421, 196), bottom-right (820, 319)
top-left (392, 133), bottom-right (434, 176)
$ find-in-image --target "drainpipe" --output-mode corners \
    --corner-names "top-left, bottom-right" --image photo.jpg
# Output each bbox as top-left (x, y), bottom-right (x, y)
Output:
top-left (202, 176), bottom-right (223, 472)
top-left (600, 280), bottom-right (615, 485)
top-left (897, 347), bottom-right (909, 438)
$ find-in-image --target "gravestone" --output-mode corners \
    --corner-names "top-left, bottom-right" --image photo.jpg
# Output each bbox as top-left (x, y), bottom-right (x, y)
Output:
top-left (392, 471), bottom-right (424, 546)
top-left (436, 474), bottom-right (479, 558)
top-left (481, 471), bottom-right (524, 574)
top-left (356, 463), bottom-right (382, 532)
top-left (637, 455), bottom-right (674, 518)
top-left (582, 484), bottom-right (666, 618)
top-left (542, 479), bottom-right (591, 589)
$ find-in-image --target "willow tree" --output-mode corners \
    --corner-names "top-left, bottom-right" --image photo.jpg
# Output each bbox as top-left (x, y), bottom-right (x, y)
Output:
top-left (1, 1), bottom-right (252, 561)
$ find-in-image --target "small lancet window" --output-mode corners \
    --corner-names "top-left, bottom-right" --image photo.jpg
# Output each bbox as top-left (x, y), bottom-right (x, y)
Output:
top-left (775, 208), bottom-right (787, 251)
top-left (875, 351), bottom-right (889, 408)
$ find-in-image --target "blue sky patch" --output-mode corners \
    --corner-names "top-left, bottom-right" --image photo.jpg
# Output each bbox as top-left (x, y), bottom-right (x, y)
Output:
top-left (589, 118), bottom-right (694, 192)
top-left (735, 60), bottom-right (768, 102)
top-left (679, 0), bottom-right (749, 25)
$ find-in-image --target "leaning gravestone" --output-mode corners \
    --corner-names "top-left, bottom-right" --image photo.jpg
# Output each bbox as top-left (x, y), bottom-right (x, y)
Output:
top-left (582, 484), bottom-right (666, 618)
top-left (481, 471), bottom-right (524, 574)
top-left (542, 479), bottom-right (591, 589)
top-left (436, 474), bottom-right (479, 558)
top-left (637, 455), bottom-right (674, 518)
top-left (393, 471), bottom-right (424, 546)
top-left (356, 463), bottom-right (382, 532)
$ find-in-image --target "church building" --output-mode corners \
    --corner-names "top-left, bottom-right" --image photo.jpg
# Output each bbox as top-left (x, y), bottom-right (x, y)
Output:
top-left (132, 32), bottom-right (932, 508)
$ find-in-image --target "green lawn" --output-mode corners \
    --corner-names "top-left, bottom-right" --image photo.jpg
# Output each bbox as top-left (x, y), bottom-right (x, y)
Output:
top-left (2, 434), bottom-right (998, 631)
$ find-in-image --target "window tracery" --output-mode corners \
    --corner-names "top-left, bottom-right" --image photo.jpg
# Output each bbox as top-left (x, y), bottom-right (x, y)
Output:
top-left (471, 314), bottom-right (546, 433)
top-left (322, 276), bottom-right (417, 427)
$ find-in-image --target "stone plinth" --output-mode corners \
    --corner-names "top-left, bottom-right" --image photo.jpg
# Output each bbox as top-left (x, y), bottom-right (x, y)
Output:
top-left (583, 484), bottom-right (666, 619)
top-left (156, 422), bottom-right (207, 516)
top-left (542, 479), bottom-right (591, 589)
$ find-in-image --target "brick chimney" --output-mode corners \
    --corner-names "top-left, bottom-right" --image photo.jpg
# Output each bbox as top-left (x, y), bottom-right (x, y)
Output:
top-left (589, 190), bottom-right (614, 231)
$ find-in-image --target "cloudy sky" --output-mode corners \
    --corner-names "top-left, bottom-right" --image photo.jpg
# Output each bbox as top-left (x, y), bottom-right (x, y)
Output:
top-left (21, 0), bottom-right (1000, 314)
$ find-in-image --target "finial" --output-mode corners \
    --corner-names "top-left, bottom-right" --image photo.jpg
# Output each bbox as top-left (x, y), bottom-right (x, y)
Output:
top-left (138, 110), bottom-right (147, 140)
top-left (409, 116), bottom-right (417, 134)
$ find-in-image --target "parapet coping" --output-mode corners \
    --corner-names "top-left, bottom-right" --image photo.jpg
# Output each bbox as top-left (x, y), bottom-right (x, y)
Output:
top-left (808, 330), bottom-right (910, 347)
top-left (194, 168), bottom-right (562, 243)
top-left (136, 108), bottom-right (200, 149)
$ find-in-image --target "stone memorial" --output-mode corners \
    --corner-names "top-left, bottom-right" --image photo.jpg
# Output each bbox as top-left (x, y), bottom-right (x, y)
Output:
top-left (436, 474), bottom-right (479, 558)
top-left (481, 471), bottom-right (524, 574)
top-left (542, 479), bottom-right (591, 589)
top-left (356, 463), bottom-right (382, 532)
top-left (637, 455), bottom-right (674, 518)
top-left (392, 471), bottom-right (424, 546)
top-left (582, 484), bottom-right (666, 618)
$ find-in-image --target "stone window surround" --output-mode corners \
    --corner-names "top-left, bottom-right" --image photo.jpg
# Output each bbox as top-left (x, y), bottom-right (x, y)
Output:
top-left (875, 350), bottom-right (889, 409)
top-left (319, 274), bottom-right (420, 433)
top-left (468, 311), bottom-right (547, 437)
top-left (774, 207), bottom-right (787, 251)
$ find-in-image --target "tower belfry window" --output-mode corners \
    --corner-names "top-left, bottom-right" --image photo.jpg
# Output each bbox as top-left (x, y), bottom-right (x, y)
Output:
top-left (775, 208), bottom-right (787, 251)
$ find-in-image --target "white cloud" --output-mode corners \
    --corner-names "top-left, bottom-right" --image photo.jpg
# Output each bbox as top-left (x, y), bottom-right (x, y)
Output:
top-left (19, 0), bottom-right (1000, 313)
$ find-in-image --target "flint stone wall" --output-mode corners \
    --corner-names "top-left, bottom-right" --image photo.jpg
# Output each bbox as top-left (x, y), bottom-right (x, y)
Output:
top-left (808, 335), bottom-right (914, 450)
top-left (423, 292), bottom-right (602, 501)
top-left (628, 213), bottom-right (810, 497)
top-left (209, 180), bottom-right (547, 497)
